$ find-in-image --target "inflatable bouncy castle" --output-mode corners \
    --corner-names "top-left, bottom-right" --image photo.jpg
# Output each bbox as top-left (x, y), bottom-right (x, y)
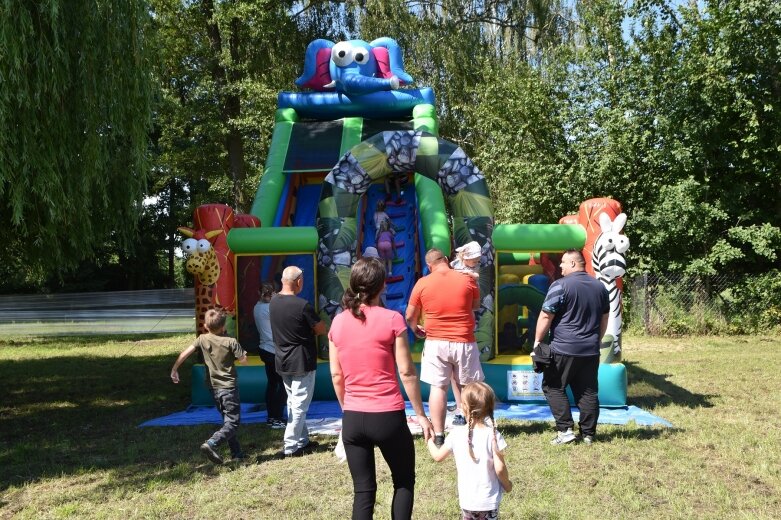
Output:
top-left (180, 38), bottom-right (629, 408)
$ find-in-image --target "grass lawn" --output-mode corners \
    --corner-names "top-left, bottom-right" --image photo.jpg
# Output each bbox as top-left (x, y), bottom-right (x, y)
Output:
top-left (1, 334), bottom-right (780, 519)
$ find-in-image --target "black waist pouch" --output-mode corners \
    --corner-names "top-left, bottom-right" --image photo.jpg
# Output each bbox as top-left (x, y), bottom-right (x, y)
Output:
top-left (531, 341), bottom-right (552, 373)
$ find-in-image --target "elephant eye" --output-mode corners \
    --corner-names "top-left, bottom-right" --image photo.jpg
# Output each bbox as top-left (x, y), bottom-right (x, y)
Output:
top-left (332, 41), bottom-right (354, 67)
top-left (354, 49), bottom-right (370, 65)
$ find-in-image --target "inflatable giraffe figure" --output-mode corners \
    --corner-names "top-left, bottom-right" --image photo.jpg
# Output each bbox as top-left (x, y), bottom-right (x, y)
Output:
top-left (178, 204), bottom-right (236, 335)
top-left (179, 204), bottom-right (261, 337)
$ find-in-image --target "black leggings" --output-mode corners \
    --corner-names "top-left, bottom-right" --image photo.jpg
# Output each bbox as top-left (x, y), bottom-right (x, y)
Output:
top-left (342, 410), bottom-right (415, 520)
top-left (259, 349), bottom-right (286, 420)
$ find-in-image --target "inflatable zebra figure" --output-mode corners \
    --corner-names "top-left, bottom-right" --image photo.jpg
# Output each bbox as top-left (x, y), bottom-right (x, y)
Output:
top-left (592, 212), bottom-right (629, 363)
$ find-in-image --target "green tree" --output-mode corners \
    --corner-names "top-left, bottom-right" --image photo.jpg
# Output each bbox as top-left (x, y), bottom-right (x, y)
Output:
top-left (624, 0), bottom-right (781, 274)
top-left (148, 0), bottom-right (342, 215)
top-left (0, 0), bottom-right (154, 278)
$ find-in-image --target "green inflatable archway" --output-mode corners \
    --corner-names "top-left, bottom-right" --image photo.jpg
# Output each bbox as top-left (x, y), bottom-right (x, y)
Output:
top-left (315, 129), bottom-right (496, 359)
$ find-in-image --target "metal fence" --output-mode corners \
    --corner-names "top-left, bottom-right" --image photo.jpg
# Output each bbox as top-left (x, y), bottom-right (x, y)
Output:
top-left (627, 273), bottom-right (736, 335)
top-left (0, 274), bottom-right (757, 337)
top-left (0, 289), bottom-right (195, 336)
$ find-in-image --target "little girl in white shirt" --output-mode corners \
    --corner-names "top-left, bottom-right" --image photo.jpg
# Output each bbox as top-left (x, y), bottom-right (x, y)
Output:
top-left (451, 241), bottom-right (481, 279)
top-left (427, 382), bottom-right (512, 519)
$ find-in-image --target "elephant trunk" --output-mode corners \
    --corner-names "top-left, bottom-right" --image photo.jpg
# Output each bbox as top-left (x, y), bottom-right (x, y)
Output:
top-left (339, 74), bottom-right (399, 96)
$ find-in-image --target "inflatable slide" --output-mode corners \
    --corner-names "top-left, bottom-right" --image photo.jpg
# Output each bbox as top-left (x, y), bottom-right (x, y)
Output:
top-left (184, 37), bottom-right (629, 408)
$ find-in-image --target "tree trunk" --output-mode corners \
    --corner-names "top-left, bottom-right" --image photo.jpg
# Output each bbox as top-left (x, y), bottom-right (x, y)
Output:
top-left (202, 0), bottom-right (245, 211)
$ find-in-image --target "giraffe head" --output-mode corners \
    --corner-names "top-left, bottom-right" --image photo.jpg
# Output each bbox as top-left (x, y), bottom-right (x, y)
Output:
top-left (595, 212), bottom-right (629, 279)
top-left (178, 226), bottom-right (223, 286)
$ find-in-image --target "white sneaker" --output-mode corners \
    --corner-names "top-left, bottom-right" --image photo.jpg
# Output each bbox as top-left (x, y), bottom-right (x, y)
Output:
top-left (550, 428), bottom-right (577, 445)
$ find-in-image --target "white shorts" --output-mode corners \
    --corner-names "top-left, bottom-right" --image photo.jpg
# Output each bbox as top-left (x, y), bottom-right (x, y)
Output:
top-left (419, 339), bottom-right (484, 388)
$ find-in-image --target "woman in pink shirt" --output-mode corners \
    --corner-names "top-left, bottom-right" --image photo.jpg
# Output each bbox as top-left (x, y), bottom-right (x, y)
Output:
top-left (329, 258), bottom-right (433, 520)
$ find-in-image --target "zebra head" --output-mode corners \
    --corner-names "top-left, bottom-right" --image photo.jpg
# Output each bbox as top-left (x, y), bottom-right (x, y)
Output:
top-left (593, 212), bottom-right (629, 280)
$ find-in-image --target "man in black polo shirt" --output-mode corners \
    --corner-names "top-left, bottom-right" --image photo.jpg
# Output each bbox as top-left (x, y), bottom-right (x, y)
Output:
top-left (534, 250), bottom-right (609, 445)
top-left (269, 266), bottom-right (326, 457)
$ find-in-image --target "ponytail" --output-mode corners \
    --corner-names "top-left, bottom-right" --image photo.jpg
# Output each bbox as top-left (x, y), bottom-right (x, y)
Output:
top-left (341, 287), bottom-right (370, 322)
top-left (342, 258), bottom-right (386, 322)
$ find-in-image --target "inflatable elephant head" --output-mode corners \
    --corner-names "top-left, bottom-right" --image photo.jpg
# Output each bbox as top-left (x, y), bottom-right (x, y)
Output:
top-left (295, 37), bottom-right (414, 96)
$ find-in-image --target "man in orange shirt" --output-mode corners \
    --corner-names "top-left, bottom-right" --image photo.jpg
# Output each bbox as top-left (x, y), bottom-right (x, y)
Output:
top-left (406, 248), bottom-right (484, 447)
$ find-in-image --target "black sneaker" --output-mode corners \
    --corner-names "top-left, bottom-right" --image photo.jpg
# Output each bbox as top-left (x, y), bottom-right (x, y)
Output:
top-left (577, 434), bottom-right (595, 446)
top-left (230, 452), bottom-right (247, 462)
top-left (452, 414), bottom-right (466, 426)
top-left (200, 441), bottom-right (224, 464)
top-left (267, 417), bottom-right (285, 428)
top-left (434, 434), bottom-right (445, 448)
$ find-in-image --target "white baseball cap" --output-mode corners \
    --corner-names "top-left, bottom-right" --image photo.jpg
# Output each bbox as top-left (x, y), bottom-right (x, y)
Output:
top-left (456, 241), bottom-right (482, 260)
top-left (363, 246), bottom-right (380, 258)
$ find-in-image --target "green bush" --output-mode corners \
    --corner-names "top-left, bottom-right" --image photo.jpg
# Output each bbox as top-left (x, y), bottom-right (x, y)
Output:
top-left (721, 270), bottom-right (781, 332)
top-left (625, 271), bottom-right (781, 336)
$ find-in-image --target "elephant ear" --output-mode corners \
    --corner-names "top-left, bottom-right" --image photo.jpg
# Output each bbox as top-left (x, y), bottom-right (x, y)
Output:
top-left (295, 39), bottom-right (334, 91)
top-left (369, 37), bottom-right (413, 85)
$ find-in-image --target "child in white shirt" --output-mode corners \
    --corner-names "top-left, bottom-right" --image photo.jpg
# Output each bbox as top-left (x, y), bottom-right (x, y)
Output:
top-left (427, 382), bottom-right (512, 519)
top-left (448, 240), bottom-right (483, 425)
top-left (373, 199), bottom-right (391, 233)
top-left (451, 241), bottom-right (481, 279)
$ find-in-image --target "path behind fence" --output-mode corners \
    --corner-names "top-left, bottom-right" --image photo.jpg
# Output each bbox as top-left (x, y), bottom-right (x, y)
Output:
top-left (0, 289), bottom-right (195, 336)
top-left (627, 273), bottom-right (735, 335)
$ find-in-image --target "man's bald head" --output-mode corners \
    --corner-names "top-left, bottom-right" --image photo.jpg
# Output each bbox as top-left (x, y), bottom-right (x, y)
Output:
top-left (281, 266), bottom-right (303, 282)
top-left (280, 266), bottom-right (303, 293)
top-left (425, 248), bottom-right (447, 267)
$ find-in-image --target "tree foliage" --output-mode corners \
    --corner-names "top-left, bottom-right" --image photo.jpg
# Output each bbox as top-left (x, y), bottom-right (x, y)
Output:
top-left (2, 0), bottom-right (780, 295)
top-left (0, 0), bottom-right (154, 275)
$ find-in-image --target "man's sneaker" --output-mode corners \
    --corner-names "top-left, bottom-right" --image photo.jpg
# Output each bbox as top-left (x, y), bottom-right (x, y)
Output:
top-left (200, 441), bottom-right (224, 464)
top-left (284, 447), bottom-right (305, 458)
top-left (268, 418), bottom-right (286, 429)
top-left (578, 434), bottom-right (595, 445)
top-left (550, 428), bottom-right (577, 446)
top-left (452, 414), bottom-right (466, 426)
top-left (282, 440), bottom-right (319, 458)
top-left (433, 434), bottom-right (445, 448)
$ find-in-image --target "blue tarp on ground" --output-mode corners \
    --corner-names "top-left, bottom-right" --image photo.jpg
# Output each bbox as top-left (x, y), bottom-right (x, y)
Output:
top-left (139, 401), bottom-right (672, 434)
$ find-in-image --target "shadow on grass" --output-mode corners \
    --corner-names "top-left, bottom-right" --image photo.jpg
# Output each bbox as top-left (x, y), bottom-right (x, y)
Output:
top-left (249, 437), bottom-right (337, 465)
top-left (625, 361), bottom-right (716, 409)
top-left (495, 421), bottom-right (551, 437)
top-left (594, 426), bottom-right (684, 443)
top-left (0, 350), bottom-right (249, 491)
